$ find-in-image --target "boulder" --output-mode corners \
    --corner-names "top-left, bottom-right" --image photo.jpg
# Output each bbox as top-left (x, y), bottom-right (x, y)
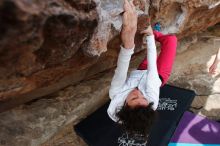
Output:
top-left (0, 0), bottom-right (220, 111)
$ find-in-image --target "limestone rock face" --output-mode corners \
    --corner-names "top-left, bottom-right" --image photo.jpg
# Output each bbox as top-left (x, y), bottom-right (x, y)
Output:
top-left (0, 0), bottom-right (149, 111)
top-left (0, 0), bottom-right (99, 109)
top-left (0, 71), bottom-right (111, 146)
top-left (169, 24), bottom-right (220, 95)
top-left (0, 25), bottom-right (220, 146)
top-left (0, 0), bottom-right (220, 111)
top-left (150, 0), bottom-right (220, 38)
top-left (169, 24), bottom-right (220, 123)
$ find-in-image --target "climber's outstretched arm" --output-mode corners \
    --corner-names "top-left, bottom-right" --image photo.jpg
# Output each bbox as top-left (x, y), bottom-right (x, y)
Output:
top-left (109, 0), bottom-right (137, 99)
top-left (140, 26), bottom-right (158, 77)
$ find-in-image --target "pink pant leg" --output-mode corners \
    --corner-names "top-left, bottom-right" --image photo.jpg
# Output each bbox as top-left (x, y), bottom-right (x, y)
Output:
top-left (138, 31), bottom-right (177, 86)
top-left (138, 31), bottom-right (169, 70)
top-left (154, 31), bottom-right (177, 86)
top-left (138, 57), bottom-right (148, 70)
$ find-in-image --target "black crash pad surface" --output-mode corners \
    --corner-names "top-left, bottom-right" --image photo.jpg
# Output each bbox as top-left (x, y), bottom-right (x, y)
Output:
top-left (75, 85), bottom-right (196, 146)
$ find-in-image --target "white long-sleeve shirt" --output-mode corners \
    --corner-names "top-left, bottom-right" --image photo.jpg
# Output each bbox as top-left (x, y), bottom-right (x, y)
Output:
top-left (107, 35), bottom-right (162, 122)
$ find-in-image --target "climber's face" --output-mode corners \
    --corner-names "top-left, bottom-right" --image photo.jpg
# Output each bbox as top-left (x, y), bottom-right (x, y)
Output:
top-left (126, 88), bottom-right (149, 108)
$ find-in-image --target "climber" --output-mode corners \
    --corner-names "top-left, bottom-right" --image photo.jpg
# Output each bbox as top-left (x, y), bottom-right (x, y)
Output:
top-left (209, 47), bottom-right (220, 74)
top-left (107, 0), bottom-right (177, 138)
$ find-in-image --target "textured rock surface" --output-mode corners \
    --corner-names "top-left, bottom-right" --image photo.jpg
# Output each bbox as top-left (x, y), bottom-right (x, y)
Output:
top-left (1, 0), bottom-right (220, 111)
top-left (0, 0), bottom-right (99, 110)
top-left (42, 124), bottom-right (87, 146)
top-left (169, 24), bottom-right (220, 121)
top-left (0, 55), bottom-right (143, 146)
top-left (0, 0), bottom-right (149, 111)
top-left (190, 94), bottom-right (220, 121)
top-left (44, 24), bottom-right (220, 146)
top-left (169, 24), bottom-right (220, 95)
top-left (0, 0), bottom-right (220, 145)
top-left (150, 0), bottom-right (220, 38)
top-left (0, 71), bottom-right (111, 146)
top-left (0, 25), bottom-right (220, 146)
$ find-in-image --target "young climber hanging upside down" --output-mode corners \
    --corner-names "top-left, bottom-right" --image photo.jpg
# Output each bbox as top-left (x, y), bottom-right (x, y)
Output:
top-left (107, 0), bottom-right (177, 137)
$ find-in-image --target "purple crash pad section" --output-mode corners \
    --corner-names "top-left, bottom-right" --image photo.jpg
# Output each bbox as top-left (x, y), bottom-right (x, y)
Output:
top-left (170, 111), bottom-right (220, 144)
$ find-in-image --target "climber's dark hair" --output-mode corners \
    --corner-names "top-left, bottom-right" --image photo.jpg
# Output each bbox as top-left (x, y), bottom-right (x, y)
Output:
top-left (116, 102), bottom-right (157, 138)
